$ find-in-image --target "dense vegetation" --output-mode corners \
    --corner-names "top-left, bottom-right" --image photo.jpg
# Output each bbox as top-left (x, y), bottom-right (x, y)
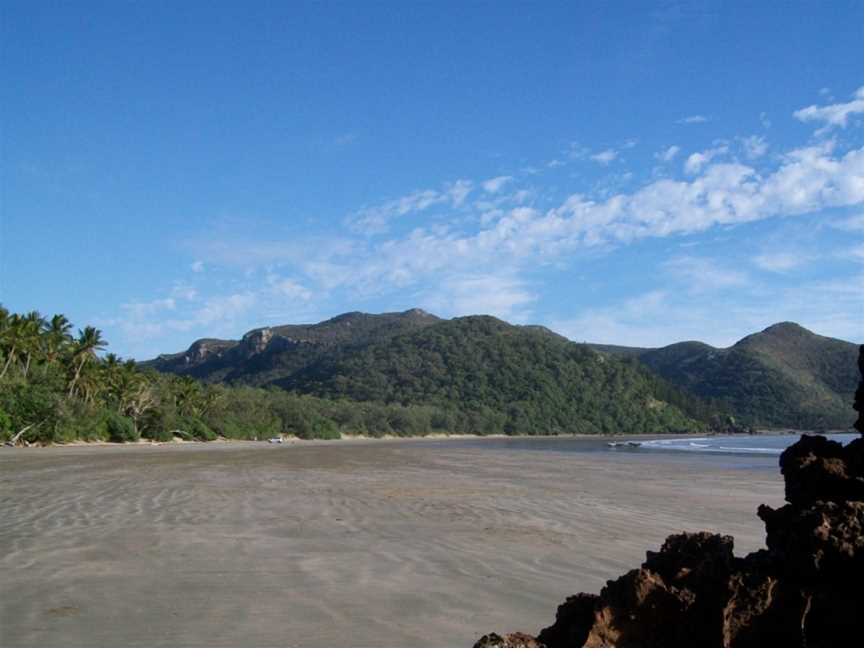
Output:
top-left (280, 316), bottom-right (708, 435)
top-left (0, 306), bottom-right (476, 444)
top-left (0, 307), bottom-right (707, 445)
top-left (632, 323), bottom-right (859, 429)
top-left (145, 308), bottom-right (441, 385)
top-left (151, 309), bottom-right (860, 434)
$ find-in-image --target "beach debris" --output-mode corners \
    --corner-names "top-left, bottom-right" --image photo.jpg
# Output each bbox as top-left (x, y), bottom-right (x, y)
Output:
top-left (4, 421), bottom-right (43, 447)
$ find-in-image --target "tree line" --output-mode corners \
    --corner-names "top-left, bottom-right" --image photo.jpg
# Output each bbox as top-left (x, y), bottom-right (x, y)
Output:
top-left (1, 307), bottom-right (713, 445)
top-left (0, 307), bottom-right (523, 444)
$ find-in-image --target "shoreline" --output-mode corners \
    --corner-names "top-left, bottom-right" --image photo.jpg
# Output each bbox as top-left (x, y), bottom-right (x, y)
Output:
top-left (1, 427), bottom-right (848, 451)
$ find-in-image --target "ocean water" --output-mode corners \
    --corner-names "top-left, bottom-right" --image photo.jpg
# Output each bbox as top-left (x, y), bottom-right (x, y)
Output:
top-left (635, 433), bottom-right (859, 455)
top-left (433, 432), bottom-right (859, 469)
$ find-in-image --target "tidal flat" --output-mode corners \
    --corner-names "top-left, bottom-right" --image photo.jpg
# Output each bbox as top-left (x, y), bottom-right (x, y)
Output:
top-left (0, 439), bottom-right (783, 648)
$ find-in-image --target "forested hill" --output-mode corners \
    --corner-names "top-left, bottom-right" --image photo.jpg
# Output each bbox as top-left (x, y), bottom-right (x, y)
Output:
top-left (143, 309), bottom-right (441, 385)
top-left (590, 323), bottom-right (859, 429)
top-left (149, 313), bottom-right (708, 435)
top-left (277, 316), bottom-right (704, 434)
top-left (147, 311), bottom-right (858, 432)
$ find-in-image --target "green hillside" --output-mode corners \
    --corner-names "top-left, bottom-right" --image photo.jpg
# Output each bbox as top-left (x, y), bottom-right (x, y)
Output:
top-left (146, 310), bottom-right (859, 434)
top-left (632, 323), bottom-right (858, 429)
top-left (143, 309), bottom-right (441, 385)
top-left (278, 316), bottom-right (704, 435)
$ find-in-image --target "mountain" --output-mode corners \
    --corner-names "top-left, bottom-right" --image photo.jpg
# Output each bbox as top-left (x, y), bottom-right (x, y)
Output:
top-left (276, 315), bottom-right (703, 434)
top-left (146, 311), bottom-right (705, 435)
top-left (143, 308), bottom-right (441, 385)
top-left (147, 312), bottom-right (859, 432)
top-left (590, 322), bottom-right (859, 429)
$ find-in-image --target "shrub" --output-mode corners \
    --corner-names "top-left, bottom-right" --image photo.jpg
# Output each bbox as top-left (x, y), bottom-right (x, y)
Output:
top-left (106, 413), bottom-right (139, 443)
top-left (180, 417), bottom-right (217, 441)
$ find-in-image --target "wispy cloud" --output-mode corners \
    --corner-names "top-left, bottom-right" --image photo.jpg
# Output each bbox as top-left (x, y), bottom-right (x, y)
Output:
top-left (590, 149), bottom-right (618, 165)
top-left (753, 252), bottom-right (813, 273)
top-left (482, 175), bottom-right (513, 193)
top-left (349, 179), bottom-right (474, 233)
top-left (677, 115), bottom-right (708, 124)
top-left (552, 272), bottom-right (864, 348)
top-left (664, 256), bottom-right (749, 293)
top-left (683, 145), bottom-right (728, 174)
top-left (794, 86), bottom-right (864, 134)
top-left (110, 91), bottom-right (864, 355)
top-left (739, 135), bottom-right (768, 160)
top-left (655, 145), bottom-right (680, 162)
top-left (831, 213), bottom-right (864, 232)
top-left (419, 273), bottom-right (536, 322)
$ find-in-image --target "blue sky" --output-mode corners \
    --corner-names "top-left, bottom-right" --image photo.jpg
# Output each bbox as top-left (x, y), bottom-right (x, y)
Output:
top-left (2, 1), bottom-right (863, 359)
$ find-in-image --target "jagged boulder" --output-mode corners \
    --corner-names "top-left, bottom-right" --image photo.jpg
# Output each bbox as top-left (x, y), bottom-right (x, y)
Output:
top-left (777, 433), bottom-right (864, 505)
top-left (472, 346), bottom-right (864, 648)
top-left (856, 344), bottom-right (864, 434)
top-left (473, 633), bottom-right (545, 648)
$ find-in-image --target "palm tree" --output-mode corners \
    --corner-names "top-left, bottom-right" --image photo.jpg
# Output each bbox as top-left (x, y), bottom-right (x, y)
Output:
top-left (111, 360), bottom-right (154, 434)
top-left (44, 314), bottom-right (73, 366)
top-left (173, 376), bottom-right (204, 417)
top-left (0, 313), bottom-right (24, 379)
top-left (67, 326), bottom-right (107, 398)
top-left (20, 311), bottom-right (45, 377)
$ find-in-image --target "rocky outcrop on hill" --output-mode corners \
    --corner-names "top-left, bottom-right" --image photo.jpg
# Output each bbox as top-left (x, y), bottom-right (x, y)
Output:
top-left (473, 346), bottom-right (864, 648)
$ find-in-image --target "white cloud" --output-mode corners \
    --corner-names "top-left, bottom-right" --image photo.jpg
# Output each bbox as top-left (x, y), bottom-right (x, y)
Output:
top-left (194, 292), bottom-right (257, 326)
top-left (446, 179), bottom-right (473, 206)
top-left (684, 145), bottom-right (728, 174)
top-left (482, 175), bottom-right (513, 193)
top-left (170, 282), bottom-right (198, 301)
top-left (753, 252), bottom-right (813, 272)
top-left (677, 115), bottom-right (708, 124)
top-left (794, 86), bottom-right (864, 134)
top-left (739, 135), bottom-right (768, 160)
top-left (191, 260), bottom-right (205, 273)
top-left (111, 291), bottom-right (257, 345)
top-left (551, 272), bottom-right (864, 348)
top-left (840, 243), bottom-right (864, 262)
top-left (664, 256), bottom-right (749, 293)
top-left (419, 274), bottom-right (536, 322)
top-left (655, 145), bottom-right (680, 162)
top-left (318, 140), bottom-right (864, 297)
top-left (590, 149), bottom-right (618, 165)
top-left (121, 298), bottom-right (177, 320)
top-left (760, 112), bottom-right (772, 129)
top-left (350, 179), bottom-right (473, 233)
top-left (141, 109), bottom-right (864, 355)
top-left (831, 213), bottom-right (864, 232)
top-left (266, 275), bottom-right (313, 300)
top-left (567, 142), bottom-right (591, 160)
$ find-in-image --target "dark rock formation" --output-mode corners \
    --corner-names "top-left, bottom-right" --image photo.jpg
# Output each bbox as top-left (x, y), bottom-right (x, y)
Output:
top-left (856, 344), bottom-right (864, 434)
top-left (474, 346), bottom-right (864, 648)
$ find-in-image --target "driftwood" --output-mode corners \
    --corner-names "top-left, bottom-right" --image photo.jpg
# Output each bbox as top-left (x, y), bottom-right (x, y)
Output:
top-left (5, 421), bottom-right (43, 447)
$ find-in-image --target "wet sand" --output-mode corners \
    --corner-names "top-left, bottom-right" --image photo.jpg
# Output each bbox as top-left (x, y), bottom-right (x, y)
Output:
top-left (0, 440), bottom-right (783, 648)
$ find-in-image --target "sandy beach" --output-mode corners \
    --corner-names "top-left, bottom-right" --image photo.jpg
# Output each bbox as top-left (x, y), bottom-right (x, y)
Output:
top-left (0, 439), bottom-right (784, 648)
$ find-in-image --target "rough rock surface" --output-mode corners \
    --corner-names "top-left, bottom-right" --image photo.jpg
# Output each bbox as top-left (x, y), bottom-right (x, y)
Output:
top-left (474, 345), bottom-right (864, 648)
